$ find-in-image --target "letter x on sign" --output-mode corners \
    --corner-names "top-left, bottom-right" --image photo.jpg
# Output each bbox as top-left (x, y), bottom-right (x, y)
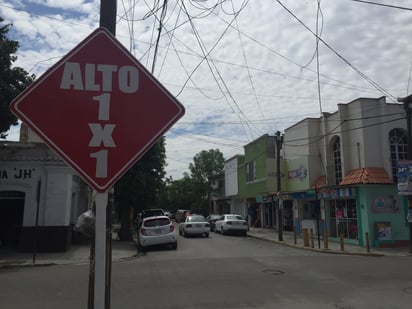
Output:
top-left (10, 28), bottom-right (185, 192)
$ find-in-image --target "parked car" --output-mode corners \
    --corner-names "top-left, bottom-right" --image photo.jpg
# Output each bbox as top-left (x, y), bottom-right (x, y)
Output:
top-left (179, 214), bottom-right (210, 237)
top-left (175, 209), bottom-right (191, 222)
top-left (206, 214), bottom-right (222, 232)
top-left (136, 208), bottom-right (165, 227)
top-left (137, 215), bottom-right (177, 252)
top-left (215, 214), bottom-right (248, 236)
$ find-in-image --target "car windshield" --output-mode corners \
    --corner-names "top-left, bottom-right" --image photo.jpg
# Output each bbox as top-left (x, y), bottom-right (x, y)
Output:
top-left (187, 215), bottom-right (206, 222)
top-left (226, 215), bottom-right (244, 221)
top-left (144, 218), bottom-right (170, 227)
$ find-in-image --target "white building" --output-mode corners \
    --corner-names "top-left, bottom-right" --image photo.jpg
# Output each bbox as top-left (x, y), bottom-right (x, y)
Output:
top-left (0, 124), bottom-right (91, 252)
top-left (224, 155), bottom-right (246, 216)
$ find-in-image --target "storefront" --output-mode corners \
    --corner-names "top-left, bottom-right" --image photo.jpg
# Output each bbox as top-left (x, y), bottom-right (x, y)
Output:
top-left (321, 185), bottom-right (409, 248)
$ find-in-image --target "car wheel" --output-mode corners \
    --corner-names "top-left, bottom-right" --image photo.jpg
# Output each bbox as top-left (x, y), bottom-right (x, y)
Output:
top-left (243, 231), bottom-right (247, 236)
top-left (171, 242), bottom-right (177, 250)
top-left (221, 227), bottom-right (225, 235)
top-left (205, 233), bottom-right (209, 238)
top-left (179, 228), bottom-right (182, 235)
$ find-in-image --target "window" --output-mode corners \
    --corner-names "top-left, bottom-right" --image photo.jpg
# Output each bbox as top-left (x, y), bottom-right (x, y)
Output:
top-left (332, 136), bottom-right (342, 185)
top-left (328, 199), bottom-right (358, 240)
top-left (246, 161), bottom-right (256, 182)
top-left (389, 128), bottom-right (407, 182)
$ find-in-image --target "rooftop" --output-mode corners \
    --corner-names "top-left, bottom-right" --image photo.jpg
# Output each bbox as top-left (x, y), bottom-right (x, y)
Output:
top-left (340, 167), bottom-right (392, 185)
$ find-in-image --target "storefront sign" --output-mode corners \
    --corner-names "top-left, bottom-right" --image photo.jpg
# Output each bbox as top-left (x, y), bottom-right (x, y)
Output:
top-left (371, 194), bottom-right (399, 213)
top-left (288, 166), bottom-right (307, 180)
top-left (320, 187), bottom-right (355, 199)
top-left (397, 160), bottom-right (412, 195)
top-left (375, 222), bottom-right (392, 240)
top-left (0, 168), bottom-right (35, 180)
top-left (407, 209), bottom-right (412, 223)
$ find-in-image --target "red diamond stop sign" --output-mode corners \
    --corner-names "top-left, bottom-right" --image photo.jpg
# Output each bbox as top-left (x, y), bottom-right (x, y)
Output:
top-left (10, 28), bottom-right (185, 192)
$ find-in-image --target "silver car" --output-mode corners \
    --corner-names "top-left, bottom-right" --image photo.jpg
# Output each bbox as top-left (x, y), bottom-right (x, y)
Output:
top-left (179, 214), bottom-right (210, 237)
top-left (138, 216), bottom-right (177, 252)
top-left (215, 214), bottom-right (248, 236)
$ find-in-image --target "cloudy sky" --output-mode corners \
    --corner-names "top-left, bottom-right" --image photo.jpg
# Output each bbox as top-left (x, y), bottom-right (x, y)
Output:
top-left (1, 0), bottom-right (412, 179)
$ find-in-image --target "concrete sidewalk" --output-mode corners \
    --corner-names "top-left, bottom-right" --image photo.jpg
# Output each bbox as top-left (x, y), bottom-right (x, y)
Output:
top-left (0, 239), bottom-right (138, 269)
top-left (247, 227), bottom-right (411, 257)
top-left (1, 228), bottom-right (411, 269)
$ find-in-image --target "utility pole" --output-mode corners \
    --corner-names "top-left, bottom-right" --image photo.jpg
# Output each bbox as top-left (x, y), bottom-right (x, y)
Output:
top-left (397, 94), bottom-right (412, 254)
top-left (315, 185), bottom-right (321, 249)
top-left (275, 131), bottom-right (284, 241)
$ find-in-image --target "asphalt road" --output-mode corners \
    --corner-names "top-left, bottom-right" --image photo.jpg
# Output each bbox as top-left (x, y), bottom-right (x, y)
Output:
top-left (1, 231), bottom-right (412, 309)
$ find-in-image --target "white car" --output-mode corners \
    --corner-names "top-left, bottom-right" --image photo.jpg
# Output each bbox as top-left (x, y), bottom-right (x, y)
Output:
top-left (215, 214), bottom-right (248, 236)
top-left (138, 216), bottom-right (177, 252)
top-left (179, 214), bottom-right (210, 237)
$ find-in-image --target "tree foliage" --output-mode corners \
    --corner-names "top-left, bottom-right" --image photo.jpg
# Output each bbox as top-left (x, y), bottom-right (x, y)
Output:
top-left (166, 173), bottom-right (197, 210)
top-left (189, 149), bottom-right (225, 184)
top-left (163, 149), bottom-right (225, 216)
top-left (0, 17), bottom-right (35, 138)
top-left (114, 138), bottom-right (166, 240)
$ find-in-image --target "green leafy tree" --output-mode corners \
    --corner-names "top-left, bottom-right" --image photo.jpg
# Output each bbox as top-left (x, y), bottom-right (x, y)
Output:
top-left (114, 138), bottom-right (166, 241)
top-left (0, 17), bottom-right (35, 138)
top-left (189, 149), bottom-right (225, 214)
top-left (166, 173), bottom-right (198, 212)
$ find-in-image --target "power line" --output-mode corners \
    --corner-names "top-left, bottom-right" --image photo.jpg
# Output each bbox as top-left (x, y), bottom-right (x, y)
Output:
top-left (349, 0), bottom-right (412, 11)
top-left (285, 116), bottom-right (405, 146)
top-left (274, 0), bottom-right (396, 102)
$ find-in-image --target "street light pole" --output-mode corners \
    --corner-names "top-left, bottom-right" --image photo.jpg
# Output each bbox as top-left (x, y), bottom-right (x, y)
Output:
top-left (276, 131), bottom-right (284, 241)
top-left (398, 94), bottom-right (412, 254)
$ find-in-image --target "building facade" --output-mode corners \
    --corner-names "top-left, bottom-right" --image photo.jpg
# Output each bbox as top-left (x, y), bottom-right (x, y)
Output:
top-left (222, 97), bottom-right (410, 248)
top-left (282, 97), bottom-right (409, 247)
top-left (0, 125), bottom-right (91, 252)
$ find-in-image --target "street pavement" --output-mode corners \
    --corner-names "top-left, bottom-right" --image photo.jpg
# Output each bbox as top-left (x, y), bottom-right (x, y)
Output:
top-left (1, 227), bottom-right (411, 269)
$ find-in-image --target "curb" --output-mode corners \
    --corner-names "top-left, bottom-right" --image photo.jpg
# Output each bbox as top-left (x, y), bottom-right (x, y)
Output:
top-left (0, 253), bottom-right (138, 270)
top-left (0, 261), bottom-right (56, 270)
top-left (247, 233), bottom-right (385, 257)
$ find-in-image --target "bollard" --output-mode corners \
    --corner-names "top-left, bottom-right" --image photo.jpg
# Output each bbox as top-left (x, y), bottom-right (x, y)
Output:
top-left (302, 228), bottom-right (309, 247)
top-left (293, 228), bottom-right (297, 245)
top-left (365, 232), bottom-right (370, 253)
top-left (340, 233), bottom-right (344, 251)
top-left (324, 229), bottom-right (328, 249)
top-left (310, 229), bottom-right (314, 248)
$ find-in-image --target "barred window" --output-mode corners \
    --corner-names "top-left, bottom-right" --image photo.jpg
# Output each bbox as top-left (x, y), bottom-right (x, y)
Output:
top-left (333, 136), bottom-right (342, 185)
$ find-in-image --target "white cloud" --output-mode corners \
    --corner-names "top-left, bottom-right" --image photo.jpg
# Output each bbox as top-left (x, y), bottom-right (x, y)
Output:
top-left (2, 0), bottom-right (412, 179)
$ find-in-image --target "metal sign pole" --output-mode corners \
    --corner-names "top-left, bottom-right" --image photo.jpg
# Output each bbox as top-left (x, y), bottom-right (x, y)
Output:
top-left (94, 192), bottom-right (108, 309)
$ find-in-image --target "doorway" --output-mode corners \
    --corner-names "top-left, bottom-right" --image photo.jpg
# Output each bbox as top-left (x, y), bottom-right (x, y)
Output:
top-left (0, 191), bottom-right (25, 247)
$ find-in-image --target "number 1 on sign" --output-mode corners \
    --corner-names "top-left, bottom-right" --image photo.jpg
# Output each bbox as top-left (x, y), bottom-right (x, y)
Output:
top-left (90, 150), bottom-right (108, 178)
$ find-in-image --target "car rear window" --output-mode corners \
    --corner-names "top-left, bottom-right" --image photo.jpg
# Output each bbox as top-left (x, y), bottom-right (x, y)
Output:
top-left (226, 215), bottom-right (244, 220)
top-left (187, 215), bottom-right (206, 222)
top-left (144, 218), bottom-right (170, 227)
top-left (144, 209), bottom-right (164, 216)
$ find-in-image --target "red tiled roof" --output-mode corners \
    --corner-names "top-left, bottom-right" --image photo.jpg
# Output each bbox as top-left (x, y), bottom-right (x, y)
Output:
top-left (339, 167), bottom-right (392, 185)
top-left (312, 175), bottom-right (327, 188)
